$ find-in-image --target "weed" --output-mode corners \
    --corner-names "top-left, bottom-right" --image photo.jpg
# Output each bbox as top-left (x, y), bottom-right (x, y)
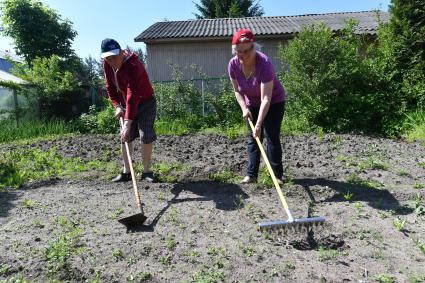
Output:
top-left (354, 202), bottom-right (362, 210)
top-left (166, 207), bottom-right (178, 224)
top-left (358, 156), bottom-right (389, 171)
top-left (108, 208), bottom-right (124, 220)
top-left (414, 183), bottom-right (425, 190)
top-left (22, 198), bottom-right (37, 209)
top-left (187, 250), bottom-right (201, 263)
top-left (284, 261), bottom-right (296, 270)
top-left (0, 264), bottom-right (10, 276)
top-left (127, 271), bottom-right (152, 282)
top-left (242, 246), bottom-right (255, 257)
top-left (393, 218), bottom-right (406, 231)
top-left (317, 246), bottom-right (339, 261)
top-left (418, 162), bottom-right (425, 169)
top-left (371, 249), bottom-right (385, 259)
top-left (233, 194), bottom-right (245, 210)
top-left (374, 274), bottom-right (395, 283)
top-left (258, 166), bottom-right (274, 188)
top-left (159, 255), bottom-right (172, 266)
top-left (190, 268), bottom-right (225, 282)
top-left (412, 194), bottom-right (425, 216)
top-left (410, 274), bottom-right (425, 283)
top-left (32, 219), bottom-right (45, 229)
top-left (112, 249), bottom-right (124, 261)
top-left (414, 239), bottom-right (425, 255)
top-left (343, 190), bottom-right (353, 201)
top-left (208, 168), bottom-right (238, 183)
top-left (397, 169), bottom-right (411, 177)
top-left (151, 162), bottom-right (191, 183)
top-left (347, 173), bottom-right (382, 189)
top-left (166, 236), bottom-right (177, 250)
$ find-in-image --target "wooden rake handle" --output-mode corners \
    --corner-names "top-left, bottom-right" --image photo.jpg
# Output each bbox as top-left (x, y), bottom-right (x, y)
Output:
top-left (120, 117), bottom-right (143, 213)
top-left (248, 118), bottom-right (293, 219)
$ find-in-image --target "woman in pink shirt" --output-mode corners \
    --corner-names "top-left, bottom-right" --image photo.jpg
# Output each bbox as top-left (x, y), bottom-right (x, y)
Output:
top-left (228, 29), bottom-right (286, 184)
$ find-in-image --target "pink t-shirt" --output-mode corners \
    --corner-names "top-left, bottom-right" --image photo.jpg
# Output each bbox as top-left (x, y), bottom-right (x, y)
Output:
top-left (228, 51), bottom-right (285, 107)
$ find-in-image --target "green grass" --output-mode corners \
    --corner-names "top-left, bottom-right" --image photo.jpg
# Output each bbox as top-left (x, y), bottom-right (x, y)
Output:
top-left (208, 168), bottom-right (239, 183)
top-left (374, 274), bottom-right (395, 283)
top-left (151, 162), bottom-right (191, 183)
top-left (403, 111), bottom-right (425, 143)
top-left (0, 148), bottom-right (118, 190)
top-left (201, 123), bottom-right (246, 139)
top-left (317, 246), bottom-right (339, 261)
top-left (155, 119), bottom-right (191, 136)
top-left (0, 118), bottom-right (76, 144)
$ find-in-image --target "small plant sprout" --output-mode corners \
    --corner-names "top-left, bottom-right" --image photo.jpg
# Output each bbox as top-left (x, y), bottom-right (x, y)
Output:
top-left (413, 183), bottom-right (425, 190)
top-left (112, 249), bottom-right (124, 261)
top-left (343, 190), bottom-right (353, 201)
top-left (233, 195), bottom-right (245, 210)
top-left (23, 198), bottom-right (37, 209)
top-left (393, 218), bottom-right (406, 231)
top-left (412, 193), bottom-right (425, 216)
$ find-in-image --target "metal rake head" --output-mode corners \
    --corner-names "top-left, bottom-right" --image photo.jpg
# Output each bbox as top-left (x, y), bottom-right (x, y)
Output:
top-left (259, 216), bottom-right (325, 234)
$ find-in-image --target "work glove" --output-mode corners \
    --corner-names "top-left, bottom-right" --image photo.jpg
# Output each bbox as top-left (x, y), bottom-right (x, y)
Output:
top-left (115, 107), bottom-right (124, 119)
top-left (120, 119), bottom-right (132, 142)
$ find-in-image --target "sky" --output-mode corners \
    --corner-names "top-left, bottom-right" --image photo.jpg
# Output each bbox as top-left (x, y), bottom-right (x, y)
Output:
top-left (0, 0), bottom-right (391, 59)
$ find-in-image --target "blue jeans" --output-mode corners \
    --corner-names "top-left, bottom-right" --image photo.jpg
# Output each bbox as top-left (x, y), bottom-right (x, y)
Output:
top-left (246, 101), bottom-right (285, 179)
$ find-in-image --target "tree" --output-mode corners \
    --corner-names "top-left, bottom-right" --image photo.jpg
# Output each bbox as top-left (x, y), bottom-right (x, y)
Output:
top-left (0, 0), bottom-right (77, 65)
top-left (194, 0), bottom-right (264, 19)
top-left (388, 0), bottom-right (425, 109)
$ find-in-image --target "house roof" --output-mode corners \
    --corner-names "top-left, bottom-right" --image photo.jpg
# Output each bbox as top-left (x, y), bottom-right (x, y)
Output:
top-left (135, 11), bottom-right (389, 43)
top-left (0, 69), bottom-right (26, 84)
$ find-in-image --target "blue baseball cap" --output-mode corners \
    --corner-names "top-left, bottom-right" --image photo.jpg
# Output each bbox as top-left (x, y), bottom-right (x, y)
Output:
top-left (101, 38), bottom-right (121, 58)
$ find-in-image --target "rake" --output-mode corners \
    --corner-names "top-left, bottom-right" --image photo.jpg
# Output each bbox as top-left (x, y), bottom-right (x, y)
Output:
top-left (247, 118), bottom-right (325, 233)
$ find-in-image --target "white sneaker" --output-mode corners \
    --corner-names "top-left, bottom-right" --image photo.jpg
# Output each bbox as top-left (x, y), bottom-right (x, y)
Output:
top-left (240, 176), bottom-right (257, 184)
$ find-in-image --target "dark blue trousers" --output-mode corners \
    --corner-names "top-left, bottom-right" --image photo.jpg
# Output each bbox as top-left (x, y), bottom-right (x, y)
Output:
top-left (246, 101), bottom-right (285, 179)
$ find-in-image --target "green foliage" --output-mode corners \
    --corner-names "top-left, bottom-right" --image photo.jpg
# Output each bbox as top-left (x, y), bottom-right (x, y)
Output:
top-left (402, 111), bottom-right (425, 142)
top-left (151, 162), bottom-right (191, 183)
top-left (194, 0), bottom-right (264, 19)
top-left (208, 168), bottom-right (239, 183)
top-left (280, 21), bottom-right (397, 134)
top-left (0, 118), bottom-right (75, 143)
top-left (393, 217), bottom-right (406, 231)
top-left (257, 166), bottom-right (274, 188)
top-left (0, 0), bottom-right (77, 64)
top-left (413, 193), bottom-right (425, 216)
top-left (76, 102), bottom-right (117, 134)
top-left (317, 246), bottom-right (339, 261)
top-left (189, 268), bottom-right (226, 283)
top-left (374, 274), bottom-right (396, 283)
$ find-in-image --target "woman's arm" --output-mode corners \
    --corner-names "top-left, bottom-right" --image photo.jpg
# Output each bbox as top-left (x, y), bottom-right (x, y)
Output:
top-left (253, 80), bottom-right (273, 137)
top-left (231, 79), bottom-right (252, 120)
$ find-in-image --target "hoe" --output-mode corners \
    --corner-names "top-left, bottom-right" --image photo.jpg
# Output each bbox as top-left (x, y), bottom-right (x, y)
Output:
top-left (117, 118), bottom-right (147, 229)
top-left (248, 118), bottom-right (325, 233)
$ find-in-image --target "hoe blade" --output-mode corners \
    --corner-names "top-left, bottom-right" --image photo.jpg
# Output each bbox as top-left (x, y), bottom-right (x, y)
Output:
top-left (118, 213), bottom-right (147, 229)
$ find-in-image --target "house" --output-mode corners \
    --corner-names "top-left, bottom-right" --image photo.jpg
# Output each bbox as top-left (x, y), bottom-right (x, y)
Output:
top-left (0, 51), bottom-right (28, 120)
top-left (135, 11), bottom-right (389, 82)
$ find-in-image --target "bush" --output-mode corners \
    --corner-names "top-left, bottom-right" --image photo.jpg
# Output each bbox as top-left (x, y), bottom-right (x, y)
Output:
top-left (75, 100), bottom-right (117, 134)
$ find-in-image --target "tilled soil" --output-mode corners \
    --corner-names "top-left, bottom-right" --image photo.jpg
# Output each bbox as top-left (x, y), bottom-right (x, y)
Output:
top-left (1, 133), bottom-right (424, 282)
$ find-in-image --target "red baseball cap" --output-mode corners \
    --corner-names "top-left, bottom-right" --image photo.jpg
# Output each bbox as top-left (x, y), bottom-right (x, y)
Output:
top-left (232, 29), bottom-right (255, 45)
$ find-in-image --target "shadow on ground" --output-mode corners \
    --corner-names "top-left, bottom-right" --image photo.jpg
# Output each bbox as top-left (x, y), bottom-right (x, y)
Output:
top-left (294, 178), bottom-right (413, 215)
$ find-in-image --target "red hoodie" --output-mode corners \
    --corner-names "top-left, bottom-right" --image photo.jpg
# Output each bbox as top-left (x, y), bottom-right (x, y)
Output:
top-left (103, 50), bottom-right (154, 120)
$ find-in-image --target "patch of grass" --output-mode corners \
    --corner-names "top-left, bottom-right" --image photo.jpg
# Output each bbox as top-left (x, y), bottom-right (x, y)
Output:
top-left (403, 110), bottom-right (425, 143)
top-left (414, 183), bottom-right (425, 190)
top-left (166, 236), bottom-right (177, 251)
top-left (189, 268), bottom-right (225, 283)
top-left (317, 246), bottom-right (339, 261)
top-left (208, 168), bottom-right (239, 183)
top-left (257, 166), bottom-right (274, 188)
top-left (242, 246), bottom-right (255, 257)
top-left (0, 118), bottom-right (76, 144)
top-left (346, 173), bottom-right (382, 189)
top-left (151, 162), bottom-right (191, 183)
top-left (44, 219), bottom-right (83, 274)
top-left (112, 249), bottom-right (124, 261)
top-left (415, 239), bottom-right (425, 255)
top-left (155, 120), bottom-right (190, 136)
top-left (159, 255), bottom-right (172, 266)
top-left (397, 169), bottom-right (411, 177)
top-left (108, 208), bottom-right (124, 220)
top-left (165, 207), bottom-right (179, 224)
top-left (412, 194), bottom-right (425, 216)
top-left (201, 123), bottom-right (246, 139)
top-left (233, 194), bottom-right (245, 210)
top-left (409, 274), bottom-right (425, 283)
top-left (0, 264), bottom-right (10, 276)
top-left (393, 217), bottom-right (406, 231)
top-left (126, 271), bottom-right (152, 282)
top-left (418, 162), bottom-right (425, 169)
top-left (358, 156), bottom-right (389, 171)
top-left (22, 198), bottom-right (37, 209)
top-left (0, 148), bottom-right (119, 189)
top-left (186, 250), bottom-right (201, 263)
top-left (374, 274), bottom-right (395, 283)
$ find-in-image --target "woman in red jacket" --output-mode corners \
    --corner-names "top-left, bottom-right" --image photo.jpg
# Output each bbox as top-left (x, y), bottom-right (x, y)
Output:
top-left (101, 38), bottom-right (156, 182)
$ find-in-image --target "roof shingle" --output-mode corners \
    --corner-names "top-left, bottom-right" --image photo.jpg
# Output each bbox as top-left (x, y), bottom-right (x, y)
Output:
top-left (135, 11), bottom-right (389, 42)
